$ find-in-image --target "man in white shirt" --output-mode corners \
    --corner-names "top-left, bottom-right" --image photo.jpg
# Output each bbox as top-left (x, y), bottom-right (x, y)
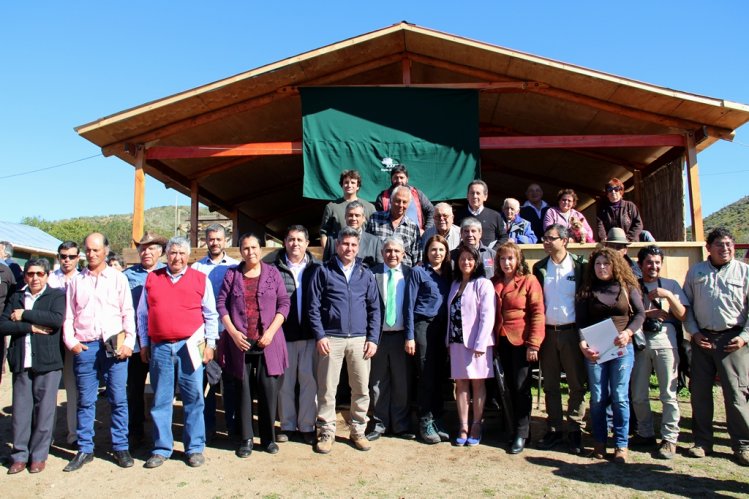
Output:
top-left (532, 224), bottom-right (587, 454)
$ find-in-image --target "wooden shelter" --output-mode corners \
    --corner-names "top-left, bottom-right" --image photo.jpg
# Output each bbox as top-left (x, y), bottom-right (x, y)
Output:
top-left (76, 22), bottom-right (749, 246)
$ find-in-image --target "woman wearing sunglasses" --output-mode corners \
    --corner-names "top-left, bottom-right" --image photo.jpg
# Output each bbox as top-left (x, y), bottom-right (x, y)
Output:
top-left (595, 178), bottom-right (644, 243)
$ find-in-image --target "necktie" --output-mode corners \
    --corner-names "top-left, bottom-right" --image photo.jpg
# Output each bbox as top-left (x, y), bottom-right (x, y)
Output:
top-left (386, 268), bottom-right (397, 327)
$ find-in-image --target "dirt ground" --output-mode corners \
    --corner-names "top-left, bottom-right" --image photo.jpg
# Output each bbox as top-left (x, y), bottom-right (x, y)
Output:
top-left (1, 379), bottom-right (747, 498)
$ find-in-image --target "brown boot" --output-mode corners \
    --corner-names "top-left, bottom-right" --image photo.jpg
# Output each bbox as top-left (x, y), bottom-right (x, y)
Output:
top-left (613, 447), bottom-right (628, 464)
top-left (590, 442), bottom-right (605, 459)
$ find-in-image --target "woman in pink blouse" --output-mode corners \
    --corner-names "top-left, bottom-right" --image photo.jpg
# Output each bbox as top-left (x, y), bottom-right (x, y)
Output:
top-left (543, 189), bottom-right (595, 243)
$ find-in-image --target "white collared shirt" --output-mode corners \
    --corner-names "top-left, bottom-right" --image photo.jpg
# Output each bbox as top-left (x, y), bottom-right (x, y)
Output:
top-left (336, 257), bottom-right (355, 282)
top-left (468, 205), bottom-right (484, 216)
top-left (544, 253), bottom-right (576, 325)
top-left (286, 254), bottom-right (309, 323)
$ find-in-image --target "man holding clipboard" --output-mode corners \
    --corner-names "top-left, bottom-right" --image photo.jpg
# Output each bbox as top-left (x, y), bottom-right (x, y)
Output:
top-left (137, 236), bottom-right (219, 469)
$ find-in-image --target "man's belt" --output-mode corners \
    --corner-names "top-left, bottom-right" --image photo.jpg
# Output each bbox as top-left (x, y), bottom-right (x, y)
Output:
top-left (701, 326), bottom-right (742, 335)
top-left (383, 329), bottom-right (406, 334)
top-left (545, 323), bottom-right (577, 331)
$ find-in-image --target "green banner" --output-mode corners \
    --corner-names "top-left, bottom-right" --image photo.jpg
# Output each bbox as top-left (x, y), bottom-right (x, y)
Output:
top-left (301, 87), bottom-right (479, 202)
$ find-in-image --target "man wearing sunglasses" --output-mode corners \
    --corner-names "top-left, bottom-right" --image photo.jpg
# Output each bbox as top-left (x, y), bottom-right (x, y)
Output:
top-left (595, 178), bottom-right (643, 243)
top-left (48, 241), bottom-right (81, 446)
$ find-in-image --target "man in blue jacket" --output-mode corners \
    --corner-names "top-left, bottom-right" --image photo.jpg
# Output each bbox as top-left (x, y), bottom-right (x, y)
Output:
top-left (309, 227), bottom-right (381, 454)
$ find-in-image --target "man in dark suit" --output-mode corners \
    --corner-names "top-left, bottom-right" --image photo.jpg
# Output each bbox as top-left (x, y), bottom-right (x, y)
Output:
top-left (366, 236), bottom-right (414, 441)
top-left (0, 258), bottom-right (66, 474)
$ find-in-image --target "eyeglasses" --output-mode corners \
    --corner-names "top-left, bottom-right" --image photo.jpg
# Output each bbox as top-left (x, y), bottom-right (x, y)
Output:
top-left (25, 271), bottom-right (46, 278)
top-left (542, 236), bottom-right (562, 242)
top-left (606, 186), bottom-right (623, 193)
top-left (59, 254), bottom-right (79, 260)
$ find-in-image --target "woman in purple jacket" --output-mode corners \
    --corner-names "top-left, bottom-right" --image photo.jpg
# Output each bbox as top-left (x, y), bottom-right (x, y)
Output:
top-left (217, 233), bottom-right (290, 458)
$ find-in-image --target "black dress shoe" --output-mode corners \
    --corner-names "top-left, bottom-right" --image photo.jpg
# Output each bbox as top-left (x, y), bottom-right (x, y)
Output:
top-left (144, 454), bottom-right (167, 469)
top-left (266, 442), bottom-right (279, 454)
top-left (114, 450), bottom-right (134, 468)
top-left (302, 431), bottom-right (317, 445)
top-left (365, 431), bottom-right (383, 442)
top-left (236, 440), bottom-right (253, 458)
top-left (63, 452), bottom-right (94, 472)
top-left (568, 431), bottom-right (583, 455)
top-left (509, 436), bottom-right (526, 455)
top-left (394, 431), bottom-right (416, 440)
top-left (537, 430), bottom-right (563, 450)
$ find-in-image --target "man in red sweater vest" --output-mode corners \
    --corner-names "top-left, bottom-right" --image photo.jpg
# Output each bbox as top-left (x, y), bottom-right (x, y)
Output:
top-left (137, 236), bottom-right (219, 469)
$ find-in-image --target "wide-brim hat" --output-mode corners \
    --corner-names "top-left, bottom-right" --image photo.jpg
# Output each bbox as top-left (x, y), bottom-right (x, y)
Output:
top-left (134, 231), bottom-right (168, 248)
top-left (606, 227), bottom-right (630, 246)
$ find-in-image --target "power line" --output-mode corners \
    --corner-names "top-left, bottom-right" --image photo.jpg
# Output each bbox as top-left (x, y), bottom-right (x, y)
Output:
top-left (702, 169), bottom-right (749, 176)
top-left (0, 154), bottom-right (102, 180)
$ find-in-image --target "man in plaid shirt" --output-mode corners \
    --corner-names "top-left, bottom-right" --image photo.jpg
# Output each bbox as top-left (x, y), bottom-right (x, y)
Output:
top-left (366, 185), bottom-right (421, 267)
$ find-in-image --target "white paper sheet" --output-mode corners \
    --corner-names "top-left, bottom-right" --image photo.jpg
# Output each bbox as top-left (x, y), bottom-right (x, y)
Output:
top-left (186, 326), bottom-right (206, 371)
top-left (580, 318), bottom-right (626, 364)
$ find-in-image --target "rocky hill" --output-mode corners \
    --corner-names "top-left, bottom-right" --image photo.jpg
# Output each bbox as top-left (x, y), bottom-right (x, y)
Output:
top-left (700, 195), bottom-right (749, 243)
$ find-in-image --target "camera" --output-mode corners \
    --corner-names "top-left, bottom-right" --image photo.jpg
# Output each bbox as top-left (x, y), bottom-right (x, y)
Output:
top-left (643, 317), bottom-right (663, 333)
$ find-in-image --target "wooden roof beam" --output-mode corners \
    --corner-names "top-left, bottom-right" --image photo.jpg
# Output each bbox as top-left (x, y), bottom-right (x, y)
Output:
top-left (480, 134), bottom-right (685, 149)
top-left (146, 134), bottom-right (679, 162)
top-left (147, 142), bottom-right (302, 160)
top-left (479, 124), bottom-right (647, 171)
top-left (409, 53), bottom-right (734, 140)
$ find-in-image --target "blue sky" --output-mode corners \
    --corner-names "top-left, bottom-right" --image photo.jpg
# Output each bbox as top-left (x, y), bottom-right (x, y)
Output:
top-left (2, 1), bottom-right (747, 225)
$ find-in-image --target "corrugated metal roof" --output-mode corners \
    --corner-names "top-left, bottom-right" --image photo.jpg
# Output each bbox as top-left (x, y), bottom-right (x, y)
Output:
top-left (0, 221), bottom-right (62, 255)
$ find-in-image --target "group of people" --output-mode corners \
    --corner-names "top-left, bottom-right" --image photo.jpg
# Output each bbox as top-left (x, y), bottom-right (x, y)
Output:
top-left (0, 168), bottom-right (747, 476)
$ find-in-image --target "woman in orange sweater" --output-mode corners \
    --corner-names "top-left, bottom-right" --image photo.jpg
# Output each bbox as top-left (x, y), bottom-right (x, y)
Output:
top-left (493, 241), bottom-right (545, 454)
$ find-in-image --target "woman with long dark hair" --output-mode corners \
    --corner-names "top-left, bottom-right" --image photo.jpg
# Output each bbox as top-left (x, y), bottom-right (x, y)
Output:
top-left (577, 247), bottom-right (645, 463)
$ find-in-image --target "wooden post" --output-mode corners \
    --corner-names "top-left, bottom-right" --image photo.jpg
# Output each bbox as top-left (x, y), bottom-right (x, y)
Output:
top-left (685, 132), bottom-right (704, 242)
top-left (402, 57), bottom-right (411, 85)
top-left (131, 147), bottom-right (146, 248)
top-left (633, 170), bottom-right (643, 209)
top-left (231, 209), bottom-right (239, 246)
top-left (190, 180), bottom-right (199, 247)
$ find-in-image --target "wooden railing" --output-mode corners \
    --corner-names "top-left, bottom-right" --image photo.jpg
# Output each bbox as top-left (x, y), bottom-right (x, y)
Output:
top-left (125, 241), bottom-right (707, 282)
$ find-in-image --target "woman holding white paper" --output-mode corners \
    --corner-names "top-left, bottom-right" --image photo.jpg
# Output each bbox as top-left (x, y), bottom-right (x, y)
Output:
top-left (576, 247), bottom-right (644, 463)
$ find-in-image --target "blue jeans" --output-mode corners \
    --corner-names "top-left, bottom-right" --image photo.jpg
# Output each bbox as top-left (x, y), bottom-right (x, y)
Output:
top-left (150, 340), bottom-right (205, 457)
top-left (586, 344), bottom-right (634, 448)
top-left (73, 340), bottom-right (129, 453)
